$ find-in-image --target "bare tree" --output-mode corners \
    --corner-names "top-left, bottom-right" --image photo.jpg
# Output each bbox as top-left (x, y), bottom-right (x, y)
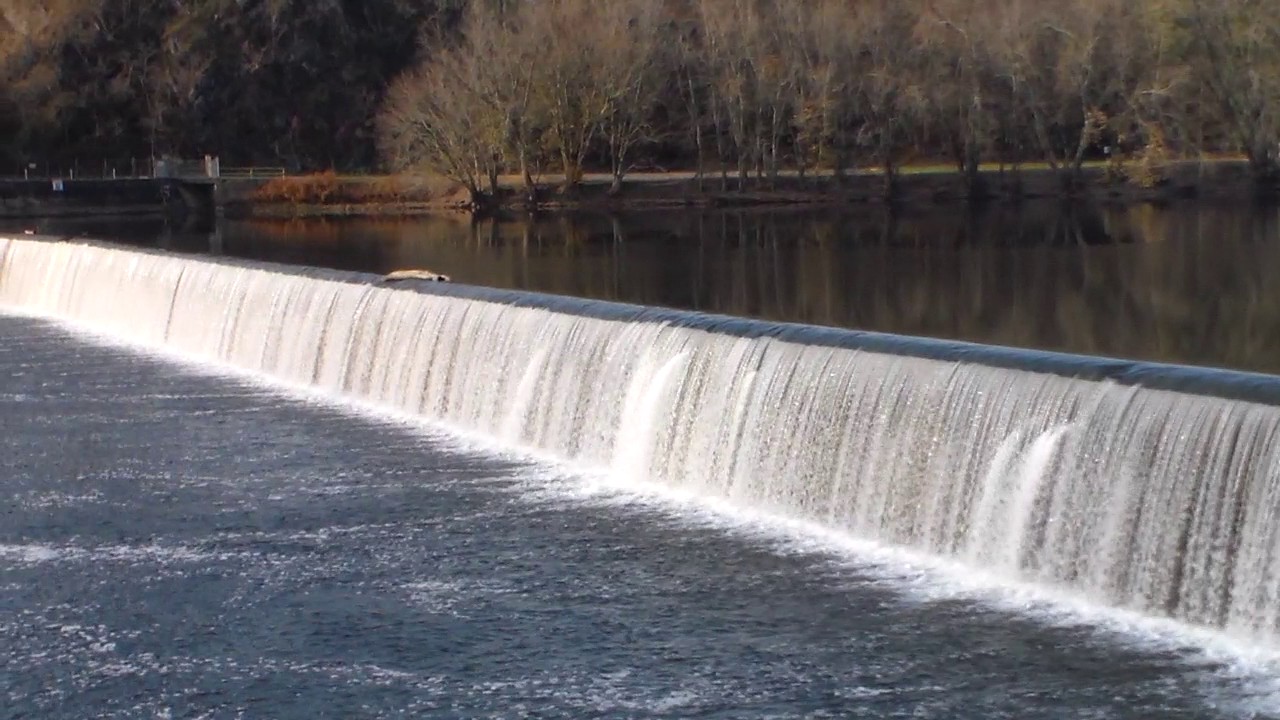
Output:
top-left (699, 0), bottom-right (758, 189)
top-left (593, 0), bottom-right (669, 192)
top-left (377, 42), bottom-right (504, 204)
top-left (523, 0), bottom-right (612, 189)
top-left (848, 0), bottom-right (924, 197)
top-left (747, 3), bottom-right (796, 186)
top-left (917, 0), bottom-right (999, 195)
top-left (679, 0), bottom-right (737, 189)
top-left (464, 0), bottom-right (546, 192)
top-left (672, 8), bottom-right (712, 188)
top-left (987, 0), bottom-right (1144, 187)
top-left (775, 0), bottom-right (855, 180)
top-left (366, 0), bottom-right (1280, 199)
top-left (1178, 0), bottom-right (1280, 181)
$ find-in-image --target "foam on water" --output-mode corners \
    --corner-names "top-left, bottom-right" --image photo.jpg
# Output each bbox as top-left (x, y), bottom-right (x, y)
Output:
top-left (0, 541), bottom-right (237, 566)
top-left (495, 469), bottom-right (1280, 716)
top-left (7, 337), bottom-right (1275, 719)
top-left (5, 235), bottom-right (1280, 706)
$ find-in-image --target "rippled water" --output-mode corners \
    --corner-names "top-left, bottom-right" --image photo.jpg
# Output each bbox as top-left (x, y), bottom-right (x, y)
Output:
top-left (4, 314), bottom-right (1280, 718)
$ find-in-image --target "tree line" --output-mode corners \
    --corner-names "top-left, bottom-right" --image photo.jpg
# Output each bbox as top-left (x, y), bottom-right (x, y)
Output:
top-left (379, 0), bottom-right (1280, 200)
top-left (4, 0), bottom-right (1279, 195)
top-left (0, 0), bottom-right (461, 172)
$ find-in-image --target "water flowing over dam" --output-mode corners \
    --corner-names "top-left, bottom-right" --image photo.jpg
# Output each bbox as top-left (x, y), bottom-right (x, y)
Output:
top-left (3, 236), bottom-right (1280, 644)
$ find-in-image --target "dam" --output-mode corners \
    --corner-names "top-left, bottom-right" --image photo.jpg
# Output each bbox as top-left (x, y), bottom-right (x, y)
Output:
top-left (3, 235), bottom-right (1280, 717)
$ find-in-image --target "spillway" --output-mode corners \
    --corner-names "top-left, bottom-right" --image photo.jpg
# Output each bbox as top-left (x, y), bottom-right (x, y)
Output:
top-left (3, 235), bottom-right (1279, 643)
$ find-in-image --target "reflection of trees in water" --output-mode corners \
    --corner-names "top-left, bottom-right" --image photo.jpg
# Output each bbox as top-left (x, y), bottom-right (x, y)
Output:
top-left (684, 203), bottom-right (1280, 373)
top-left (220, 202), bottom-right (1280, 373)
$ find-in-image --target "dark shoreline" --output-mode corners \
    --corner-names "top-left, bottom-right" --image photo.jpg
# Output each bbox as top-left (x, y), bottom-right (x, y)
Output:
top-left (222, 159), bottom-right (1271, 220)
top-left (1, 159), bottom-right (1270, 222)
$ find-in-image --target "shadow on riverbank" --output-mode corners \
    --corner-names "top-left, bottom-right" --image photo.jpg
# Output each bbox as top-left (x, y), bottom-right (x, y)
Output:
top-left (2, 159), bottom-right (1267, 221)
top-left (222, 158), bottom-right (1269, 220)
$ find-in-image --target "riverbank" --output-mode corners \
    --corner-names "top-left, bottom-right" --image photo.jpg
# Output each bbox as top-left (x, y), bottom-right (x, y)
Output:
top-left (1, 158), bottom-right (1265, 221)
top-left (221, 158), bottom-right (1268, 219)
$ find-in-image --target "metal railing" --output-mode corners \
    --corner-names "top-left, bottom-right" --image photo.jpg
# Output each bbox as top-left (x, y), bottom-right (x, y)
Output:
top-left (4, 158), bottom-right (291, 182)
top-left (2, 157), bottom-right (292, 181)
top-left (220, 166), bottom-right (286, 179)
top-left (4, 158), bottom-right (157, 180)
top-left (154, 157), bottom-right (219, 179)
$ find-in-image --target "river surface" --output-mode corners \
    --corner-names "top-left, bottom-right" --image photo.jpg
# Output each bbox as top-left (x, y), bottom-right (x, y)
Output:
top-left (5, 200), bottom-right (1280, 374)
top-left (4, 313), bottom-right (1280, 719)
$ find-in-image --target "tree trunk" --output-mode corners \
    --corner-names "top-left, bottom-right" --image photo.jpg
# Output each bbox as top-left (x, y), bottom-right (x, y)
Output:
top-left (519, 149), bottom-right (534, 191)
top-left (693, 123), bottom-right (705, 192)
top-left (1029, 109), bottom-right (1062, 173)
top-left (768, 107), bottom-right (781, 189)
top-left (1069, 117), bottom-right (1092, 188)
top-left (833, 146), bottom-right (848, 183)
top-left (796, 135), bottom-right (807, 182)
top-left (683, 70), bottom-right (706, 192)
top-left (560, 146), bottom-right (581, 190)
top-left (962, 140), bottom-right (985, 199)
top-left (882, 154), bottom-right (896, 200)
top-left (610, 151), bottom-right (624, 195)
top-left (709, 94), bottom-right (731, 192)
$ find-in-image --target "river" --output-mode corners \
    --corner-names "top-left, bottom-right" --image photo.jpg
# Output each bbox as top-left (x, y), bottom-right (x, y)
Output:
top-left (7, 199), bottom-right (1278, 374)
top-left (4, 313), bottom-right (1279, 718)
top-left (5, 201), bottom-right (1280, 717)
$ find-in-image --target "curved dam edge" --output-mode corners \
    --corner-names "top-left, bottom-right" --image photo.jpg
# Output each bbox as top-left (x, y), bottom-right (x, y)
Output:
top-left (6, 233), bottom-right (1280, 406)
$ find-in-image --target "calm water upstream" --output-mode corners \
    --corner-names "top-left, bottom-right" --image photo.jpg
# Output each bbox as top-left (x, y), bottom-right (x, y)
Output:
top-left (4, 313), bottom-right (1280, 719)
top-left (7, 199), bottom-right (1279, 374)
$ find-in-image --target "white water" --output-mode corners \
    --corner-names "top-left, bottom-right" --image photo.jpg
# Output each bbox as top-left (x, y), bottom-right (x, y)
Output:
top-left (3, 237), bottom-right (1280, 641)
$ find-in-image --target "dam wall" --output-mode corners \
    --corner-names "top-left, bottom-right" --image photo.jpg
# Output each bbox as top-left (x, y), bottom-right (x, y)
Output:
top-left (3, 235), bottom-right (1278, 640)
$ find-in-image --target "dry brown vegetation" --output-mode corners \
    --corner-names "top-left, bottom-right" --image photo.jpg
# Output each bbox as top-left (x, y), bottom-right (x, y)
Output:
top-left (378, 0), bottom-right (1280, 201)
top-left (253, 171), bottom-right (342, 205)
top-left (251, 171), bottom-right (458, 206)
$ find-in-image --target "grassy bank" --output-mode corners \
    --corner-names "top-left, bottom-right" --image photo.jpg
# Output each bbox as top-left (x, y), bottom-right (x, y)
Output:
top-left (222, 158), bottom-right (1265, 219)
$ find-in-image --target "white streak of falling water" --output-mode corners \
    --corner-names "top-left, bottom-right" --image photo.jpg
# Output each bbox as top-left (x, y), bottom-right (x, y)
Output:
top-left (999, 425), bottom-right (1071, 570)
top-left (612, 351), bottom-right (691, 487)
top-left (965, 429), bottom-right (1029, 566)
top-left (501, 346), bottom-right (549, 443)
top-left (3, 237), bottom-right (1280, 640)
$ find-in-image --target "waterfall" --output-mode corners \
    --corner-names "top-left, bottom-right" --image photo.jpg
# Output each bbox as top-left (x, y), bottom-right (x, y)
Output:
top-left (3, 236), bottom-right (1280, 640)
